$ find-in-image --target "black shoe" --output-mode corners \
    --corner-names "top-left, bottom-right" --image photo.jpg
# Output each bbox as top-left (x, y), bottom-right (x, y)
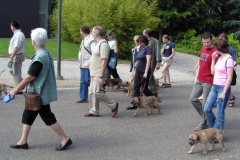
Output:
top-left (160, 83), bottom-right (166, 88)
top-left (163, 84), bottom-right (171, 88)
top-left (166, 84), bottom-right (171, 88)
top-left (55, 138), bottom-right (73, 151)
top-left (126, 105), bottom-right (137, 110)
top-left (10, 143), bottom-right (29, 149)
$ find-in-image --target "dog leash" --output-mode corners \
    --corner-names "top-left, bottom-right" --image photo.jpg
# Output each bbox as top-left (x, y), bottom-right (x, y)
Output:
top-left (139, 78), bottom-right (147, 97)
top-left (0, 68), bottom-right (8, 76)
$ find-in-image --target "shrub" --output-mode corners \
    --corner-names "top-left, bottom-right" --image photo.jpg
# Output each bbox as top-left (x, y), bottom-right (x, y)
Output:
top-left (49, 0), bottom-right (160, 59)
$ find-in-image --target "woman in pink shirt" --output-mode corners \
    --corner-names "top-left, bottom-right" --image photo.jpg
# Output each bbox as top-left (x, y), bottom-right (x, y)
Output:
top-left (204, 37), bottom-right (234, 130)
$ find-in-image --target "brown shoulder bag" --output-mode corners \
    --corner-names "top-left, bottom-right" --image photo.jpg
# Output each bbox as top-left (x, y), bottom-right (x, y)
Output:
top-left (24, 93), bottom-right (41, 111)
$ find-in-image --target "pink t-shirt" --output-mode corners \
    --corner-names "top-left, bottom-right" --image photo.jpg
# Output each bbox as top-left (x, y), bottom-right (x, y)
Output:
top-left (213, 56), bottom-right (234, 85)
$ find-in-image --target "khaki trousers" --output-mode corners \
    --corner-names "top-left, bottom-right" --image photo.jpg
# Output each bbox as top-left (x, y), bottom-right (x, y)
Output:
top-left (9, 53), bottom-right (25, 87)
top-left (89, 76), bottom-right (117, 115)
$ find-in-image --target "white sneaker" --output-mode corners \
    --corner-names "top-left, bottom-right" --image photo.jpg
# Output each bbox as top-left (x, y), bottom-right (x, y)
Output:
top-left (198, 96), bottom-right (203, 100)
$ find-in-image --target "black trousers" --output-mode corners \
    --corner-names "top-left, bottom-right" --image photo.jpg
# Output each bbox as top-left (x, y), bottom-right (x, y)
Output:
top-left (22, 104), bottom-right (57, 126)
top-left (133, 70), bottom-right (153, 97)
top-left (107, 67), bottom-right (120, 79)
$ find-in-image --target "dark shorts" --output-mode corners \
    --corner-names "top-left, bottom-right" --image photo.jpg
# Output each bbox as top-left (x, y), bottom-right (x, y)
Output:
top-left (22, 104), bottom-right (57, 126)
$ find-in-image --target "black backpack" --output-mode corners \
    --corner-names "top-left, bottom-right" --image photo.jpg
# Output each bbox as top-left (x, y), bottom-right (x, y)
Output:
top-left (225, 57), bottom-right (237, 86)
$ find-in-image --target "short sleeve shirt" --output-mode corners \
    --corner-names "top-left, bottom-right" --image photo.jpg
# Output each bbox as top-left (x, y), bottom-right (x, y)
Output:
top-left (214, 56), bottom-right (234, 85)
top-left (163, 42), bottom-right (175, 57)
top-left (108, 40), bottom-right (116, 50)
top-left (136, 46), bottom-right (152, 72)
top-left (90, 40), bottom-right (110, 76)
top-left (197, 47), bottom-right (216, 84)
top-left (8, 29), bottom-right (25, 54)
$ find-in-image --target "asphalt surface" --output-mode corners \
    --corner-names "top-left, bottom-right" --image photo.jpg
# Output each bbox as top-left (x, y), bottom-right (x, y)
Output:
top-left (0, 52), bottom-right (240, 160)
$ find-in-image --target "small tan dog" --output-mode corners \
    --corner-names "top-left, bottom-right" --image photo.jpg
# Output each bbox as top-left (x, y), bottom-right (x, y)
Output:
top-left (131, 96), bottom-right (161, 117)
top-left (155, 78), bottom-right (160, 89)
top-left (122, 81), bottom-right (134, 96)
top-left (188, 128), bottom-right (226, 154)
top-left (0, 83), bottom-right (14, 97)
top-left (154, 76), bottom-right (163, 89)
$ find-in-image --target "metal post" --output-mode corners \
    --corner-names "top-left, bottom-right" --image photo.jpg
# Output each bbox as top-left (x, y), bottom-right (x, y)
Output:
top-left (57, 0), bottom-right (63, 80)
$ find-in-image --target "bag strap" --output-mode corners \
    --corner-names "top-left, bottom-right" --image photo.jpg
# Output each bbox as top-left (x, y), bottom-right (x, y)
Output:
top-left (82, 39), bottom-right (92, 55)
top-left (225, 57), bottom-right (235, 68)
top-left (98, 40), bottom-right (109, 57)
top-left (99, 40), bottom-right (108, 51)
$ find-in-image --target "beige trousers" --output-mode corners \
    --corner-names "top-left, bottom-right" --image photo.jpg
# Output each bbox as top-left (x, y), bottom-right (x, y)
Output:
top-left (89, 76), bottom-right (117, 115)
top-left (9, 53), bottom-right (25, 87)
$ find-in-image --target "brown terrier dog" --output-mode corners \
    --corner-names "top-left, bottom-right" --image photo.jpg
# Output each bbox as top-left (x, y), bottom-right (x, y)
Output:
top-left (104, 78), bottom-right (123, 92)
top-left (122, 81), bottom-right (134, 96)
top-left (155, 78), bottom-right (160, 89)
top-left (188, 128), bottom-right (226, 154)
top-left (0, 83), bottom-right (14, 97)
top-left (131, 96), bottom-right (161, 117)
top-left (154, 76), bottom-right (163, 89)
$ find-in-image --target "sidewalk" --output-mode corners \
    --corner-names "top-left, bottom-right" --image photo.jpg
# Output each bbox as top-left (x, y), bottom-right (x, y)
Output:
top-left (0, 52), bottom-right (197, 88)
top-left (1, 52), bottom-right (239, 88)
top-left (1, 53), bottom-right (240, 160)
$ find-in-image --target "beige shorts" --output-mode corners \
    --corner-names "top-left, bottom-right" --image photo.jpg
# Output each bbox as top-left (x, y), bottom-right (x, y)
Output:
top-left (162, 57), bottom-right (173, 67)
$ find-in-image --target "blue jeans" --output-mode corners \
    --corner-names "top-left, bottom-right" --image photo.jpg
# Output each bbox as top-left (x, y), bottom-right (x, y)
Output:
top-left (204, 84), bottom-right (231, 130)
top-left (79, 68), bottom-right (90, 101)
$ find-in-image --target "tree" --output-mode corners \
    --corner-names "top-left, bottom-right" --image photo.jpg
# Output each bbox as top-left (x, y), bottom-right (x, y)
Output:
top-left (222, 0), bottom-right (240, 40)
top-left (157, 0), bottom-right (218, 39)
top-left (50, 0), bottom-right (160, 59)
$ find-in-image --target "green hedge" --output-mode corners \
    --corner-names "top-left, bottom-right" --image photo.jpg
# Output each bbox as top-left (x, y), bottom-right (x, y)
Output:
top-left (49, 0), bottom-right (160, 60)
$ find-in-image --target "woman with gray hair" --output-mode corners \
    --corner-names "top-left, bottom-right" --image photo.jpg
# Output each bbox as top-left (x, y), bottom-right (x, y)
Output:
top-left (9, 28), bottom-right (72, 150)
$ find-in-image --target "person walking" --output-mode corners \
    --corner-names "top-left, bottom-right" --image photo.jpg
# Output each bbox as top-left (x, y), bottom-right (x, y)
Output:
top-left (75, 25), bottom-right (95, 103)
top-left (9, 28), bottom-right (72, 150)
top-left (143, 28), bottom-right (161, 97)
top-left (190, 32), bottom-right (216, 131)
top-left (204, 36), bottom-right (234, 130)
top-left (218, 33), bottom-right (237, 107)
top-left (106, 30), bottom-right (120, 79)
top-left (160, 34), bottom-right (175, 88)
top-left (129, 35), bottom-right (140, 82)
top-left (84, 26), bottom-right (118, 117)
top-left (126, 35), bottom-right (153, 110)
top-left (8, 20), bottom-right (25, 94)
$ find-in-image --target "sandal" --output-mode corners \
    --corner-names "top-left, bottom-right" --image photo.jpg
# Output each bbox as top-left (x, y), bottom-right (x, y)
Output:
top-left (229, 96), bottom-right (235, 107)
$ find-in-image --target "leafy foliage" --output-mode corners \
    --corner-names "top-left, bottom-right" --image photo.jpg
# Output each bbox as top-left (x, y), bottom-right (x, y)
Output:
top-left (175, 32), bottom-right (240, 60)
top-left (49, 0), bottom-right (160, 59)
top-left (157, 0), bottom-right (217, 36)
top-left (222, 0), bottom-right (240, 40)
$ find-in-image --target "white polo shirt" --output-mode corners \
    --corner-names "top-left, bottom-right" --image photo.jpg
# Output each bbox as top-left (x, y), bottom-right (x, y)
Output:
top-left (8, 29), bottom-right (25, 54)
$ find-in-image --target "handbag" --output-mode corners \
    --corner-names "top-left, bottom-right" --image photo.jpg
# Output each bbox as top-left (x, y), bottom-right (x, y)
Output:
top-left (24, 92), bottom-right (41, 111)
top-left (231, 66), bottom-right (237, 86)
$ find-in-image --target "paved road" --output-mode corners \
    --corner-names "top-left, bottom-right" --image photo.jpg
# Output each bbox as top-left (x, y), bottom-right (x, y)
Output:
top-left (1, 53), bottom-right (240, 160)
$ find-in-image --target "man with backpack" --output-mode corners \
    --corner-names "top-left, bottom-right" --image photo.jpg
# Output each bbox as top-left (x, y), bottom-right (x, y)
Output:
top-left (84, 26), bottom-right (118, 117)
